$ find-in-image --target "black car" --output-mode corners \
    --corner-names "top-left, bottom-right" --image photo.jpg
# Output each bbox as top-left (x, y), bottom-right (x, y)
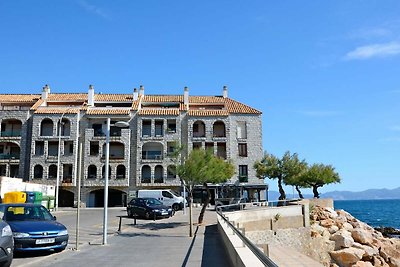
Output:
top-left (0, 203), bottom-right (68, 253)
top-left (0, 220), bottom-right (13, 267)
top-left (127, 198), bottom-right (173, 219)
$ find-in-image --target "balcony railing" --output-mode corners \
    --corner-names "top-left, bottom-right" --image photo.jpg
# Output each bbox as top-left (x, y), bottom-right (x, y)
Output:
top-left (142, 151), bottom-right (163, 160)
top-left (0, 154), bottom-right (20, 160)
top-left (239, 176), bottom-right (248, 183)
top-left (0, 131), bottom-right (21, 137)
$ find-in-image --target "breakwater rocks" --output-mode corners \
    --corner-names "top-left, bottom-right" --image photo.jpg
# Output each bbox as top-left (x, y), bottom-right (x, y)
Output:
top-left (310, 205), bottom-right (400, 267)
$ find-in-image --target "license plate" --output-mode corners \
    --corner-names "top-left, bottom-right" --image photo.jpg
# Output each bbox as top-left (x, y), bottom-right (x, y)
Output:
top-left (36, 238), bottom-right (55, 244)
top-left (161, 212), bottom-right (168, 215)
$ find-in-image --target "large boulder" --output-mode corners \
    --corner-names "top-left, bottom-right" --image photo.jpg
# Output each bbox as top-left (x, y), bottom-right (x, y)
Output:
top-left (351, 229), bottom-right (374, 246)
top-left (330, 247), bottom-right (365, 267)
top-left (330, 229), bottom-right (354, 249)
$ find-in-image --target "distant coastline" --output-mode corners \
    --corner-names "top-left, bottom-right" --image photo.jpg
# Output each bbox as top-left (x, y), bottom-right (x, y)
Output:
top-left (267, 187), bottom-right (400, 201)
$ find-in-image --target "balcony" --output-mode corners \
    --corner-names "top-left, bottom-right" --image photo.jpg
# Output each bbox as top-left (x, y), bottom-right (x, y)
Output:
top-left (0, 154), bottom-right (20, 160)
top-left (239, 176), bottom-right (248, 183)
top-left (0, 131), bottom-right (21, 138)
top-left (142, 151), bottom-right (163, 161)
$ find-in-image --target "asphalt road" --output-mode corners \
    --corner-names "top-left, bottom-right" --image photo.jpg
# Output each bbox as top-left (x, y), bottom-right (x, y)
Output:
top-left (11, 207), bottom-right (127, 267)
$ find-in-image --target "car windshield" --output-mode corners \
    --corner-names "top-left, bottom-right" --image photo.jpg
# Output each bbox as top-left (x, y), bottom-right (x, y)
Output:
top-left (144, 198), bottom-right (162, 206)
top-left (3, 206), bottom-right (54, 221)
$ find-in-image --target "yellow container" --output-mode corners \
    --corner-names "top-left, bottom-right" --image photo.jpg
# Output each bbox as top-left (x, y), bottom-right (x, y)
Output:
top-left (3, 191), bottom-right (27, 204)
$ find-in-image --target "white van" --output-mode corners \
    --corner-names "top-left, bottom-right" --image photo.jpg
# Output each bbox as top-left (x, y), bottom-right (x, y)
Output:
top-left (137, 189), bottom-right (186, 211)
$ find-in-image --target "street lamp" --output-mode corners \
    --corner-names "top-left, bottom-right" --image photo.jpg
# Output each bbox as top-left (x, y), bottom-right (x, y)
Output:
top-left (103, 118), bottom-right (129, 245)
top-left (55, 107), bottom-right (74, 211)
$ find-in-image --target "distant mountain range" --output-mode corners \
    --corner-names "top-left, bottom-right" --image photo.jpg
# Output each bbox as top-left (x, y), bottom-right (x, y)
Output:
top-left (267, 187), bottom-right (400, 201)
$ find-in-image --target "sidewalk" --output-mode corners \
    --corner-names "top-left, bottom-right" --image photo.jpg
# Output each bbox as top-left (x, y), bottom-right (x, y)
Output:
top-left (21, 207), bottom-right (233, 267)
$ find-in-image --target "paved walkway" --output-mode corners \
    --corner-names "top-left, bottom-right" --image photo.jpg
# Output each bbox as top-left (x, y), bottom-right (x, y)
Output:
top-left (20, 207), bottom-right (233, 267)
top-left (269, 246), bottom-right (324, 267)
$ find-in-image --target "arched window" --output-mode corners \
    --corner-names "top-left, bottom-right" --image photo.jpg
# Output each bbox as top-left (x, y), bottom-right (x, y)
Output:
top-left (102, 165), bottom-right (112, 179)
top-left (57, 118), bottom-right (71, 136)
top-left (154, 165), bottom-right (163, 183)
top-left (48, 164), bottom-right (57, 179)
top-left (213, 121), bottom-right (226, 137)
top-left (193, 121), bottom-right (206, 137)
top-left (40, 119), bottom-right (54, 136)
top-left (34, 165), bottom-right (43, 179)
top-left (88, 165), bottom-right (97, 179)
top-left (116, 165), bottom-right (126, 179)
top-left (141, 165), bottom-right (151, 183)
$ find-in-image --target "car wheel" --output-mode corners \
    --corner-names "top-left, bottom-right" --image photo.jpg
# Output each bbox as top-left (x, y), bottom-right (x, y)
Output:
top-left (172, 204), bottom-right (180, 211)
top-left (127, 209), bottom-right (133, 218)
top-left (144, 211), bottom-right (151, 220)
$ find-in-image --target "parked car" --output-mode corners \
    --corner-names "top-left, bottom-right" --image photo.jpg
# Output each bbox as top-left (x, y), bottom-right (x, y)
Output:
top-left (137, 189), bottom-right (186, 211)
top-left (0, 219), bottom-right (13, 267)
top-left (0, 203), bottom-right (68, 253)
top-left (127, 198), bottom-right (173, 219)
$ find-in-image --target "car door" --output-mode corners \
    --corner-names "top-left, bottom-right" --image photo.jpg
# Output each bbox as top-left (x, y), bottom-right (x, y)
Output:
top-left (161, 191), bottom-right (174, 207)
top-left (134, 199), bottom-right (146, 217)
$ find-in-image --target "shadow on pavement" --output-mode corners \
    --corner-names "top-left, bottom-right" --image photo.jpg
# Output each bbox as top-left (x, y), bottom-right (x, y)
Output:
top-left (201, 224), bottom-right (233, 267)
top-left (132, 222), bottom-right (187, 231)
top-left (181, 226), bottom-right (199, 267)
top-left (14, 250), bottom-right (62, 259)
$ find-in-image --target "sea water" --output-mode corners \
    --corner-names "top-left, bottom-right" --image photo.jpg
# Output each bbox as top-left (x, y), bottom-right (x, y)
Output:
top-left (334, 199), bottom-right (400, 229)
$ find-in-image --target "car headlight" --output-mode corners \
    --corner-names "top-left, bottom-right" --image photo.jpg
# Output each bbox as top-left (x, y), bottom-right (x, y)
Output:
top-left (1, 225), bottom-right (12, 237)
top-left (153, 209), bottom-right (159, 212)
top-left (168, 208), bottom-right (172, 212)
top-left (13, 232), bottom-right (30, 238)
top-left (58, 230), bottom-right (68, 236)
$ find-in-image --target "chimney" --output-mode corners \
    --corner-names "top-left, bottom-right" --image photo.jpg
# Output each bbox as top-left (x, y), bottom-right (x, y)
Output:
top-left (184, 87), bottom-right (189, 108)
top-left (223, 85), bottom-right (228, 98)
top-left (41, 84), bottom-right (50, 100)
top-left (88, 84), bottom-right (94, 106)
top-left (133, 88), bottom-right (138, 101)
top-left (139, 85), bottom-right (144, 96)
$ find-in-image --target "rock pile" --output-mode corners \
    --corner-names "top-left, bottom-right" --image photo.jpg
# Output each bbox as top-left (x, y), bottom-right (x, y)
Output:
top-left (310, 206), bottom-right (400, 267)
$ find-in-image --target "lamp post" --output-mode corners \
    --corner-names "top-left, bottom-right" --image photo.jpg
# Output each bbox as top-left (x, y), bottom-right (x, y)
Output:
top-left (103, 118), bottom-right (129, 245)
top-left (55, 107), bottom-right (73, 211)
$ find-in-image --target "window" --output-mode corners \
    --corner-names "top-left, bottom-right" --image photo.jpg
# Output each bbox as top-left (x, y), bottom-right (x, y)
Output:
top-left (34, 165), bottom-right (43, 179)
top-left (167, 142), bottom-right (176, 156)
top-left (162, 191), bottom-right (173, 198)
top-left (48, 165), bottom-right (57, 179)
top-left (239, 165), bottom-right (248, 178)
top-left (65, 141), bottom-right (74, 155)
top-left (90, 142), bottom-right (99, 156)
top-left (167, 119), bottom-right (176, 133)
top-left (238, 143), bottom-right (247, 157)
top-left (93, 124), bottom-right (103, 136)
top-left (167, 165), bottom-right (176, 179)
top-left (35, 141), bottom-right (44, 156)
top-left (88, 165), bottom-right (97, 179)
top-left (237, 121), bottom-right (247, 139)
top-left (116, 165), bottom-right (126, 179)
top-left (48, 141), bottom-right (58, 156)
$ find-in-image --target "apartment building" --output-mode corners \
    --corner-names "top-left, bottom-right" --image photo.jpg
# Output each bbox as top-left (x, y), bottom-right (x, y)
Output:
top-left (0, 85), bottom-right (264, 207)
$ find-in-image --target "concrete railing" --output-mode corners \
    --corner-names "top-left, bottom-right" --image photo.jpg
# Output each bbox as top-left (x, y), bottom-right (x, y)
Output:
top-left (217, 209), bottom-right (278, 267)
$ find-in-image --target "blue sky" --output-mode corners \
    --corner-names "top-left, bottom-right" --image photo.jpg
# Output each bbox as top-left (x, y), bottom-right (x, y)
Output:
top-left (1, 1), bottom-right (399, 194)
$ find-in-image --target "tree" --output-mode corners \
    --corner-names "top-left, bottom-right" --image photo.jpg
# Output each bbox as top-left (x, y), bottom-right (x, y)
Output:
top-left (281, 153), bottom-right (308, 199)
top-left (177, 149), bottom-right (235, 226)
top-left (299, 163), bottom-right (341, 198)
top-left (254, 151), bottom-right (305, 200)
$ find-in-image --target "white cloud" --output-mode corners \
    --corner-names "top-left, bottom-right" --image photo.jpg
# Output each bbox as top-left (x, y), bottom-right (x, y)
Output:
top-left (77, 0), bottom-right (110, 19)
top-left (345, 42), bottom-right (400, 60)
top-left (297, 110), bottom-right (341, 117)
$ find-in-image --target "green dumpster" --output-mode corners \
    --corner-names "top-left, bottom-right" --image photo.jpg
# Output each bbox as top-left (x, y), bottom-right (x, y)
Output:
top-left (34, 191), bottom-right (43, 204)
top-left (48, 196), bottom-right (55, 210)
top-left (41, 195), bottom-right (49, 209)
